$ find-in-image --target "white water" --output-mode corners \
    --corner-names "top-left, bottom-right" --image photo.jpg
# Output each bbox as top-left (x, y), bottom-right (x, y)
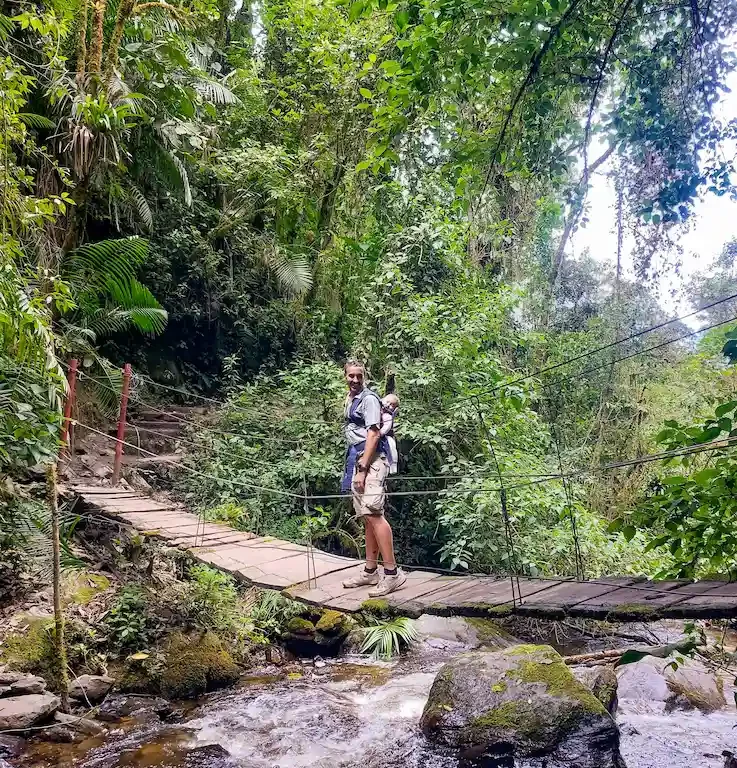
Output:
top-left (16, 628), bottom-right (737, 768)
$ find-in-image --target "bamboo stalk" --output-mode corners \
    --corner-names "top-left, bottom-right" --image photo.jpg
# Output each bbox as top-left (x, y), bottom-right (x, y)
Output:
top-left (47, 462), bottom-right (70, 713)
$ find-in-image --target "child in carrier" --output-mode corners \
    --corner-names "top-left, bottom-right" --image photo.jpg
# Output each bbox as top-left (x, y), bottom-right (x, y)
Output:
top-left (380, 393), bottom-right (399, 475)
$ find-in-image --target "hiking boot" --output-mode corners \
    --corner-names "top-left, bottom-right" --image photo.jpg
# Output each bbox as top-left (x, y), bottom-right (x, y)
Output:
top-left (343, 569), bottom-right (381, 589)
top-left (368, 569), bottom-right (407, 597)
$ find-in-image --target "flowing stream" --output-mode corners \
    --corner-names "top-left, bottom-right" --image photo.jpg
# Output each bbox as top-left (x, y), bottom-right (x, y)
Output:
top-left (16, 622), bottom-right (737, 768)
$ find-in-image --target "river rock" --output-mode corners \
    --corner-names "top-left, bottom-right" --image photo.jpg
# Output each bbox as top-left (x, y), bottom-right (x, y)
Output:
top-left (10, 676), bottom-right (46, 695)
top-left (617, 655), bottom-right (726, 713)
top-left (414, 616), bottom-right (515, 651)
top-left (96, 694), bottom-right (173, 722)
top-left (54, 711), bottom-right (106, 736)
top-left (284, 610), bottom-right (353, 657)
top-left (571, 666), bottom-right (618, 714)
top-left (0, 673), bottom-right (22, 686)
top-left (0, 735), bottom-right (26, 758)
top-left (185, 744), bottom-right (238, 767)
top-left (0, 693), bottom-right (59, 731)
top-left (69, 674), bottom-right (114, 703)
top-left (41, 712), bottom-right (106, 744)
top-left (420, 645), bottom-right (624, 768)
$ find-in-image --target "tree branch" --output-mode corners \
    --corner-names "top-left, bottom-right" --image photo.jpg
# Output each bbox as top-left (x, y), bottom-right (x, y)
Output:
top-left (473, 0), bottom-right (587, 212)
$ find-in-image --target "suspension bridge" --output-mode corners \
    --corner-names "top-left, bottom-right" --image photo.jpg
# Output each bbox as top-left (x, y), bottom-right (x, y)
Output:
top-left (60, 292), bottom-right (737, 621)
top-left (67, 484), bottom-right (737, 621)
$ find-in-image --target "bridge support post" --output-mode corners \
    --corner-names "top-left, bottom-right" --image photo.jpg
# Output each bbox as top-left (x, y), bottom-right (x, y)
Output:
top-left (60, 358), bottom-right (78, 456)
top-left (112, 363), bottom-right (132, 486)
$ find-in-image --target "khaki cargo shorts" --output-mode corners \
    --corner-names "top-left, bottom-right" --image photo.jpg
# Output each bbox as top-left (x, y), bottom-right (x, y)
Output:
top-left (352, 456), bottom-right (389, 517)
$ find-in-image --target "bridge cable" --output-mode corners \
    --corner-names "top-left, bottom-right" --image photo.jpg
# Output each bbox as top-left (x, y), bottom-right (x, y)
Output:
top-left (455, 306), bottom-right (737, 405)
top-left (472, 397), bottom-right (523, 607)
top-left (543, 384), bottom-right (585, 581)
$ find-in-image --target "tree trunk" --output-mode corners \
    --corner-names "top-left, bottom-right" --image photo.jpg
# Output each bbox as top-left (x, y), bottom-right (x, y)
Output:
top-left (47, 462), bottom-right (70, 713)
top-left (88, 0), bottom-right (108, 75)
top-left (76, 0), bottom-right (89, 80)
top-left (104, 0), bottom-right (136, 84)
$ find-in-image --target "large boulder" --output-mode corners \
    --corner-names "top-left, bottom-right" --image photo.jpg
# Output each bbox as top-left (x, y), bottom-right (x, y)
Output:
top-left (571, 666), bottom-right (618, 715)
top-left (420, 645), bottom-right (625, 768)
top-left (118, 632), bottom-right (241, 699)
top-left (0, 694), bottom-right (59, 731)
top-left (69, 674), bottom-right (114, 704)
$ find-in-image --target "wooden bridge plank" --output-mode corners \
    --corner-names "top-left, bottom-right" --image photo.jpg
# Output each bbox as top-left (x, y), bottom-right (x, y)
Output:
top-left (439, 577), bottom-right (569, 615)
top-left (73, 488), bottom-right (737, 620)
top-left (517, 578), bottom-right (636, 618)
top-left (573, 579), bottom-right (717, 618)
top-left (389, 575), bottom-right (475, 610)
top-left (285, 566), bottom-right (367, 607)
top-left (167, 531), bottom-right (259, 548)
top-left (663, 582), bottom-right (737, 618)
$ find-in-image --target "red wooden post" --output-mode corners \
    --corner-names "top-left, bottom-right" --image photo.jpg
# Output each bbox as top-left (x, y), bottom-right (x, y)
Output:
top-left (112, 363), bottom-right (132, 486)
top-left (60, 359), bottom-right (78, 450)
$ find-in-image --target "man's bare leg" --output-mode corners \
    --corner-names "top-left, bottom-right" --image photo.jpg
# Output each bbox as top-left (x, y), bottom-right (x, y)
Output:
top-left (364, 518), bottom-right (379, 570)
top-left (366, 515), bottom-right (395, 569)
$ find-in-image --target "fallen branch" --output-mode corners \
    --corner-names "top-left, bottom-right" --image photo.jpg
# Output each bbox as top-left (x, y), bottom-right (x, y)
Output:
top-left (564, 638), bottom-right (699, 666)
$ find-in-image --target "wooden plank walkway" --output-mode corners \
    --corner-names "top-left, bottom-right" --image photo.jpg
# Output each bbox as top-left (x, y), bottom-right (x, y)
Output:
top-left (70, 486), bottom-right (737, 620)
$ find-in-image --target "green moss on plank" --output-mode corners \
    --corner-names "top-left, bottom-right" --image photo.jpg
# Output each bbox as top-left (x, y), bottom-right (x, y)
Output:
top-left (359, 599), bottom-right (391, 617)
top-left (463, 603), bottom-right (514, 617)
top-left (606, 603), bottom-right (659, 621)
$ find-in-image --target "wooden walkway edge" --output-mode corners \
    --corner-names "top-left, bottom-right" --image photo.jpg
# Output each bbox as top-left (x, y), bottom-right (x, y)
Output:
top-left (70, 486), bottom-right (737, 621)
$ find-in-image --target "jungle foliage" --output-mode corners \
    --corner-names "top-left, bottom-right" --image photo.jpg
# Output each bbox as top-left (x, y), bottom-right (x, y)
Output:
top-left (3, 0), bottom-right (737, 583)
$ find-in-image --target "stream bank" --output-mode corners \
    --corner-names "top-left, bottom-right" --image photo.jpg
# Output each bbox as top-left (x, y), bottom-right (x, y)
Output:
top-left (5, 615), bottom-right (736, 768)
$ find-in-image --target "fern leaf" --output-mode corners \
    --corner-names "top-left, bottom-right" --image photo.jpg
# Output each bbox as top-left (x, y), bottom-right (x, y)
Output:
top-left (17, 113), bottom-right (56, 130)
top-left (169, 152), bottom-right (192, 206)
top-left (360, 617), bottom-right (418, 659)
top-left (65, 238), bottom-right (150, 295)
top-left (0, 14), bottom-right (14, 42)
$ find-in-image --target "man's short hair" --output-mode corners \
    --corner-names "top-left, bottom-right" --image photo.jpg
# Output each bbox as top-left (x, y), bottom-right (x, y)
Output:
top-left (344, 359), bottom-right (366, 374)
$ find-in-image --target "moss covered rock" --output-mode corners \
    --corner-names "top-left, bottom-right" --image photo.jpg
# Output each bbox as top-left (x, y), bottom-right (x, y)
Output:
top-left (420, 644), bottom-right (625, 768)
top-left (283, 609), bottom-right (353, 657)
top-left (572, 665), bottom-right (618, 715)
top-left (159, 632), bottom-right (240, 699)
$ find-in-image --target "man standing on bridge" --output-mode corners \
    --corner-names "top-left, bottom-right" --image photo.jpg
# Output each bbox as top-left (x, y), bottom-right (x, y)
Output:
top-left (341, 360), bottom-right (406, 596)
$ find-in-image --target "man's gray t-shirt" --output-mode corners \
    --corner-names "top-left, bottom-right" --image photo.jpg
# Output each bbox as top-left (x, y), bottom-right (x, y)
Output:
top-left (344, 388), bottom-right (381, 447)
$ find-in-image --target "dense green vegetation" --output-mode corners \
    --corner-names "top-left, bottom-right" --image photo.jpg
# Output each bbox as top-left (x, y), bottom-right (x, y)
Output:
top-left (3, 0), bottom-right (737, 592)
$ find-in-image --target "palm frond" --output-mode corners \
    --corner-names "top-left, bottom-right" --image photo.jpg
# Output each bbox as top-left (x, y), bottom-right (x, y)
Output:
top-left (155, 148), bottom-right (193, 206)
top-left (360, 617), bottom-right (418, 659)
top-left (64, 237), bottom-right (150, 295)
top-left (17, 113), bottom-right (56, 130)
top-left (0, 14), bottom-right (14, 42)
top-left (129, 185), bottom-right (153, 231)
top-left (265, 243), bottom-right (313, 296)
top-left (104, 279), bottom-right (167, 334)
top-left (195, 79), bottom-right (238, 106)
